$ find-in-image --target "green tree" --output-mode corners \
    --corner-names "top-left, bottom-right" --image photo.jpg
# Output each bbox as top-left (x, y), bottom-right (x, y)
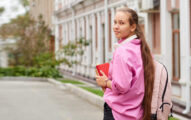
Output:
top-left (19, 0), bottom-right (29, 8)
top-left (57, 37), bottom-right (90, 67)
top-left (0, 13), bottom-right (51, 66)
top-left (0, 7), bottom-right (4, 15)
top-left (0, 12), bottom-right (89, 68)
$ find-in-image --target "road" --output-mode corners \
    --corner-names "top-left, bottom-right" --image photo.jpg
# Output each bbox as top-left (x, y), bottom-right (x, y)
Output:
top-left (0, 80), bottom-right (103, 120)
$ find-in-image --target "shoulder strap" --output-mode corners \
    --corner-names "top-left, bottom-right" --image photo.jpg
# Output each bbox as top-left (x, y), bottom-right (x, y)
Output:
top-left (161, 64), bottom-right (168, 103)
top-left (160, 64), bottom-right (173, 114)
top-left (151, 60), bottom-right (163, 114)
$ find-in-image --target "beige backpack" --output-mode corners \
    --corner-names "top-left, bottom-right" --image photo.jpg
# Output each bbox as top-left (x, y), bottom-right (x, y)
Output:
top-left (151, 60), bottom-right (173, 120)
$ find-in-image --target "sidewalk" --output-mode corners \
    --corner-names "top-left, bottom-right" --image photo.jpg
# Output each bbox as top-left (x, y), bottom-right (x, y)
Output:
top-left (59, 70), bottom-right (191, 120)
top-left (0, 78), bottom-right (103, 120)
top-left (48, 78), bottom-right (104, 110)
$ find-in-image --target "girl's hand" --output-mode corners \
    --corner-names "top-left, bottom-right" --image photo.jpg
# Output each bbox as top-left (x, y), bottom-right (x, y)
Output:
top-left (95, 70), bottom-right (108, 87)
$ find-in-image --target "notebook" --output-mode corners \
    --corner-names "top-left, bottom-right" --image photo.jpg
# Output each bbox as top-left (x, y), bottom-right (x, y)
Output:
top-left (96, 63), bottom-right (110, 77)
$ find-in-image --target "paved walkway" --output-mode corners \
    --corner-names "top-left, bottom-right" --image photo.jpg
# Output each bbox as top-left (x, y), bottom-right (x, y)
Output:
top-left (0, 80), bottom-right (103, 120)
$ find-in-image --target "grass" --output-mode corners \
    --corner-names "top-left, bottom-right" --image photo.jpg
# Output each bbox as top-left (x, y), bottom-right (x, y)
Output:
top-left (168, 116), bottom-right (179, 120)
top-left (57, 78), bottom-right (104, 97)
top-left (80, 86), bottom-right (104, 97)
top-left (58, 78), bottom-right (84, 85)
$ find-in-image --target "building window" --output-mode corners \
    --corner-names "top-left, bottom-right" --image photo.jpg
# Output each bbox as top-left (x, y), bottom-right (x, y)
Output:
top-left (172, 12), bottom-right (180, 81)
top-left (90, 26), bottom-right (93, 64)
top-left (84, 18), bottom-right (86, 40)
top-left (102, 23), bottom-right (105, 63)
top-left (152, 13), bottom-right (161, 54)
top-left (59, 25), bottom-right (62, 49)
top-left (80, 27), bottom-right (82, 38)
top-left (75, 20), bottom-right (77, 42)
top-left (67, 23), bottom-right (70, 42)
top-left (108, 11), bottom-right (112, 52)
top-left (95, 15), bottom-right (98, 50)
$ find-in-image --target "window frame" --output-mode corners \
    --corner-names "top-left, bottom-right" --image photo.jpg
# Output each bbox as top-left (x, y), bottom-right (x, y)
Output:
top-left (171, 12), bottom-right (180, 81)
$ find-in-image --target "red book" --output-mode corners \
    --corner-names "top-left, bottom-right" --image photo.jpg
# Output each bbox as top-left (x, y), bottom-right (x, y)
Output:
top-left (96, 63), bottom-right (110, 77)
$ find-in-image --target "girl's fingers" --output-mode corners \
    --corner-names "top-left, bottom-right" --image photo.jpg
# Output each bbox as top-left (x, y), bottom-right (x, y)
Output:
top-left (95, 69), bottom-right (99, 75)
top-left (100, 70), bottom-right (104, 75)
top-left (95, 75), bottom-right (100, 79)
top-left (100, 70), bottom-right (106, 77)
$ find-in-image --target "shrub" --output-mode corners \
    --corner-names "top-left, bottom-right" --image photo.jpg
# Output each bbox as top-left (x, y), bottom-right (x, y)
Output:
top-left (0, 66), bottom-right (62, 78)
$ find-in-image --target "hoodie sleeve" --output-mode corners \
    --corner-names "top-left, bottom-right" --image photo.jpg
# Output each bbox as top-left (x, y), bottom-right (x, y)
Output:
top-left (111, 51), bottom-right (134, 95)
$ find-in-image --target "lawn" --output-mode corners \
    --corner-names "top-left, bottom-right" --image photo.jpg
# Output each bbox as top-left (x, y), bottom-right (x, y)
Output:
top-left (57, 78), bottom-right (104, 96)
top-left (80, 86), bottom-right (104, 97)
top-left (58, 78), bottom-right (84, 85)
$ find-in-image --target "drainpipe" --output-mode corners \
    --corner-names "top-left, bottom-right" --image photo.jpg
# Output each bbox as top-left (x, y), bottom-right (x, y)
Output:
top-left (183, 82), bottom-right (191, 114)
top-left (181, 0), bottom-right (190, 114)
top-left (104, 0), bottom-right (109, 62)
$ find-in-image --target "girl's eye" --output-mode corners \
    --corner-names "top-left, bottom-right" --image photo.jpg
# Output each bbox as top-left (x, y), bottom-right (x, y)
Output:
top-left (114, 21), bottom-right (117, 24)
top-left (119, 21), bottom-right (124, 25)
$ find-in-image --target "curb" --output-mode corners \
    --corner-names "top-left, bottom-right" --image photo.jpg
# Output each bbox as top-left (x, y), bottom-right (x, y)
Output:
top-left (0, 77), bottom-right (48, 82)
top-left (48, 78), bottom-right (104, 109)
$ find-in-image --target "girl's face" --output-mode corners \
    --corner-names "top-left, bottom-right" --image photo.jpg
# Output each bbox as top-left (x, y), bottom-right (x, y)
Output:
top-left (113, 11), bottom-right (136, 39)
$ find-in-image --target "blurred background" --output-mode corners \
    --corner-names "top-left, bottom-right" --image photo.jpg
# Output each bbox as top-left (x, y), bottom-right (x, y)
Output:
top-left (0, 0), bottom-right (190, 120)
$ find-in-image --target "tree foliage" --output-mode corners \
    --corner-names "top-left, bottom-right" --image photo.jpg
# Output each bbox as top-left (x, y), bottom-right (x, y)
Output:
top-left (0, 10), bottom-right (90, 77)
top-left (0, 12), bottom-right (64, 78)
top-left (0, 13), bottom-right (52, 66)
top-left (57, 37), bottom-right (90, 67)
top-left (0, 7), bottom-right (4, 15)
top-left (19, 0), bottom-right (29, 8)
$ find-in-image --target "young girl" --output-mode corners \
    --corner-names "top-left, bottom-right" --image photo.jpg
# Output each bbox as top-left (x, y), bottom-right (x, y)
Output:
top-left (96, 7), bottom-right (155, 120)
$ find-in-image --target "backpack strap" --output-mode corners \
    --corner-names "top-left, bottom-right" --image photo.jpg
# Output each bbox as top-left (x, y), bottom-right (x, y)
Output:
top-left (160, 63), bottom-right (173, 115)
top-left (161, 64), bottom-right (168, 103)
top-left (151, 61), bottom-right (163, 113)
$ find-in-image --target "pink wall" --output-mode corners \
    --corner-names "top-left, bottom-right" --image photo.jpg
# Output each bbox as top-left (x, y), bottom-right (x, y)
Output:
top-left (152, 13), bottom-right (161, 54)
top-left (167, 0), bottom-right (180, 11)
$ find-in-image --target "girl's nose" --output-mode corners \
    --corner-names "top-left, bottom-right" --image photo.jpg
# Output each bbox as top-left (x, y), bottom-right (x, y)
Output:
top-left (113, 24), bottom-right (119, 30)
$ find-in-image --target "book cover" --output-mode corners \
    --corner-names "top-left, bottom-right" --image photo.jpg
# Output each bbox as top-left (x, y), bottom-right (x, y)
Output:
top-left (96, 63), bottom-right (110, 77)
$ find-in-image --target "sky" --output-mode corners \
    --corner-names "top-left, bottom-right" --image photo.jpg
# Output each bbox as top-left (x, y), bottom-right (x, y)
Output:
top-left (0, 0), bottom-right (26, 25)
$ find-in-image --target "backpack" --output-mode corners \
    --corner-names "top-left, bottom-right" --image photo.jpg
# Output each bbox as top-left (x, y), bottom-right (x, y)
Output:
top-left (151, 60), bottom-right (173, 120)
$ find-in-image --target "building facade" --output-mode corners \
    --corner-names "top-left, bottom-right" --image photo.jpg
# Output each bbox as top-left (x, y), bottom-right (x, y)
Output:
top-left (29, 0), bottom-right (55, 52)
top-left (142, 0), bottom-right (191, 115)
top-left (29, 0), bottom-right (54, 30)
top-left (54, 0), bottom-right (191, 116)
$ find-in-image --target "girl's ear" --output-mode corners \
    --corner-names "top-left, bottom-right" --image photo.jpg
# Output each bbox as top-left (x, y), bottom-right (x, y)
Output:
top-left (130, 24), bottom-right (136, 32)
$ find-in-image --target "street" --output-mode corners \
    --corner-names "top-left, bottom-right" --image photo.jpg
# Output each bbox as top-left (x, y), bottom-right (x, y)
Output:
top-left (0, 80), bottom-right (103, 120)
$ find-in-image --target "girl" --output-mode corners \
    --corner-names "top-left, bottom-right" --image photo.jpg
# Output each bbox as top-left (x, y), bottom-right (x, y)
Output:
top-left (96, 7), bottom-right (155, 120)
